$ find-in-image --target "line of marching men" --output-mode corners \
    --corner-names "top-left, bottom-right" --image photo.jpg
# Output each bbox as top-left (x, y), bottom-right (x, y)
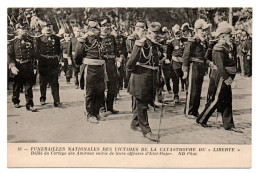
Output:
top-left (8, 14), bottom-right (247, 142)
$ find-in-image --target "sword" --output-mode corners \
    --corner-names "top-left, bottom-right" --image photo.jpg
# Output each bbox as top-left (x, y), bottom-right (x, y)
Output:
top-left (157, 93), bottom-right (165, 143)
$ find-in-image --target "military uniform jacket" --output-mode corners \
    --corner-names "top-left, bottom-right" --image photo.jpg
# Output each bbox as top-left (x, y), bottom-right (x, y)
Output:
top-left (101, 35), bottom-right (119, 81)
top-left (182, 37), bottom-right (208, 70)
top-left (68, 37), bottom-right (78, 61)
top-left (35, 34), bottom-right (61, 75)
top-left (126, 38), bottom-right (160, 101)
top-left (8, 36), bottom-right (37, 77)
top-left (166, 38), bottom-right (186, 69)
top-left (60, 38), bottom-right (70, 56)
top-left (74, 36), bottom-right (105, 90)
top-left (212, 41), bottom-right (237, 81)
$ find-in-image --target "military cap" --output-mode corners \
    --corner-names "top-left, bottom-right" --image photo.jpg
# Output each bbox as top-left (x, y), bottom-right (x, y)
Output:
top-left (194, 19), bottom-right (211, 30)
top-left (87, 14), bottom-right (100, 28)
top-left (100, 16), bottom-right (111, 26)
top-left (181, 23), bottom-right (192, 31)
top-left (215, 21), bottom-right (233, 37)
top-left (134, 20), bottom-right (146, 29)
top-left (172, 24), bottom-right (180, 34)
top-left (149, 22), bottom-right (161, 32)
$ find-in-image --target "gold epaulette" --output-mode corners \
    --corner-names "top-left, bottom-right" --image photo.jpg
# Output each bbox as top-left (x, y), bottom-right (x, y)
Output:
top-left (188, 37), bottom-right (195, 42)
top-left (135, 38), bottom-right (146, 47)
top-left (127, 34), bottom-right (135, 40)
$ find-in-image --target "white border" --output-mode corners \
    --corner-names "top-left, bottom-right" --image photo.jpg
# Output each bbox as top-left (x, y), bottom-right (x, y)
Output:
top-left (1, 0), bottom-right (259, 172)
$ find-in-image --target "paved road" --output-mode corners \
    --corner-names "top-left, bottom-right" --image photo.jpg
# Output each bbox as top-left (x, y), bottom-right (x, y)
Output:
top-left (7, 73), bottom-right (251, 144)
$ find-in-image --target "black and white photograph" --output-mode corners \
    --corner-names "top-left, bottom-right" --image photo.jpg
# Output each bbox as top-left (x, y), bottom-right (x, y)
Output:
top-left (7, 7), bottom-right (252, 144)
top-left (3, 0), bottom-right (258, 169)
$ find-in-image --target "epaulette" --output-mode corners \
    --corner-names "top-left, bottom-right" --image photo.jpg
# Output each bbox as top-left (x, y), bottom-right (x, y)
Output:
top-left (127, 34), bottom-right (135, 40)
top-left (30, 34), bottom-right (44, 38)
top-left (77, 37), bottom-right (86, 43)
top-left (60, 38), bottom-right (65, 43)
top-left (213, 41), bottom-right (225, 51)
top-left (188, 37), bottom-right (195, 42)
top-left (166, 38), bottom-right (175, 44)
top-left (135, 38), bottom-right (146, 47)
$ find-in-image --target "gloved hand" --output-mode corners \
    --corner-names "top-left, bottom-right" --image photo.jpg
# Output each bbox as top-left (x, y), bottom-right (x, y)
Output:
top-left (182, 71), bottom-right (188, 79)
top-left (224, 77), bottom-right (233, 86)
top-left (59, 62), bottom-right (64, 66)
top-left (68, 59), bottom-right (72, 65)
top-left (11, 66), bottom-right (19, 75)
top-left (165, 59), bottom-right (170, 64)
top-left (33, 69), bottom-right (37, 75)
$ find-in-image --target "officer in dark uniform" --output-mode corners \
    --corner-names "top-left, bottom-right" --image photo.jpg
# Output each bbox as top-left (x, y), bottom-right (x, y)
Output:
top-left (74, 15), bottom-right (106, 124)
top-left (100, 16), bottom-right (120, 114)
top-left (8, 28), bottom-right (37, 111)
top-left (68, 26), bottom-right (82, 88)
top-left (196, 24), bottom-right (237, 131)
top-left (60, 31), bottom-right (73, 84)
top-left (127, 22), bottom-right (162, 142)
top-left (113, 27), bottom-right (127, 92)
top-left (166, 24), bottom-right (187, 103)
top-left (35, 21), bottom-right (62, 107)
top-left (182, 19), bottom-right (211, 118)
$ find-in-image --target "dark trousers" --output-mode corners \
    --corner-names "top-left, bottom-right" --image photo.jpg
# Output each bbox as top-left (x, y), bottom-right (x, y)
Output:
top-left (85, 87), bottom-right (105, 117)
top-left (39, 73), bottom-right (60, 104)
top-left (73, 57), bottom-right (80, 86)
top-left (162, 67), bottom-right (174, 92)
top-left (106, 80), bottom-right (117, 111)
top-left (196, 74), bottom-right (235, 130)
top-left (12, 75), bottom-right (34, 107)
top-left (243, 56), bottom-right (252, 77)
top-left (131, 98), bottom-right (152, 135)
top-left (184, 62), bottom-right (205, 116)
top-left (63, 59), bottom-right (73, 82)
top-left (172, 67), bottom-right (186, 95)
top-left (117, 68), bottom-right (125, 90)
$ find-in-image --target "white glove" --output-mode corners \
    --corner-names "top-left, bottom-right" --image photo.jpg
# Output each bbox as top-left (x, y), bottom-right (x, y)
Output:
top-left (182, 71), bottom-right (188, 79)
top-left (33, 69), bottom-right (37, 75)
top-left (59, 62), bottom-right (64, 66)
top-left (224, 77), bottom-right (233, 86)
top-left (68, 59), bottom-right (72, 65)
top-left (116, 61), bottom-right (121, 68)
top-left (11, 66), bottom-right (19, 75)
top-left (247, 55), bottom-right (250, 60)
top-left (165, 59), bottom-right (170, 64)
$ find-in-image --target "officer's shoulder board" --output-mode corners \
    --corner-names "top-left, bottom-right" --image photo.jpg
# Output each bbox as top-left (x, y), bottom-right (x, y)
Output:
top-left (135, 38), bottom-right (146, 47)
top-left (213, 41), bottom-right (225, 51)
top-left (188, 37), bottom-right (195, 42)
top-left (7, 37), bottom-right (17, 45)
top-left (127, 34), bottom-right (135, 40)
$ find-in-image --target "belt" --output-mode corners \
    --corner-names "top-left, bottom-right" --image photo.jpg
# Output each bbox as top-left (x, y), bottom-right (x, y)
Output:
top-left (82, 58), bottom-right (105, 66)
top-left (136, 62), bottom-right (159, 71)
top-left (191, 57), bottom-right (204, 63)
top-left (225, 66), bottom-right (237, 74)
top-left (63, 53), bottom-right (68, 59)
top-left (16, 59), bottom-right (32, 64)
top-left (104, 55), bottom-right (116, 59)
top-left (40, 54), bottom-right (59, 58)
top-left (172, 56), bottom-right (183, 62)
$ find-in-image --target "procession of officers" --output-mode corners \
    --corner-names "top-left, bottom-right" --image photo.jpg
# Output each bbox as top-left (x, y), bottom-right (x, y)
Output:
top-left (8, 12), bottom-right (251, 142)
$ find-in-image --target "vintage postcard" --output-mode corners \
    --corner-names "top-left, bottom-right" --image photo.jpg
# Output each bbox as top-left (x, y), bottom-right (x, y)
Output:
top-left (6, 2), bottom-right (253, 168)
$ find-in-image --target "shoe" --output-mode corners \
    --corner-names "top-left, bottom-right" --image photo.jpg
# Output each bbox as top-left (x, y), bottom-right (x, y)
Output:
top-left (26, 106), bottom-right (37, 112)
top-left (226, 128), bottom-right (243, 133)
top-left (131, 126), bottom-right (141, 131)
top-left (174, 95), bottom-right (180, 103)
top-left (168, 90), bottom-right (173, 94)
top-left (185, 114), bottom-right (197, 119)
top-left (144, 132), bottom-right (159, 142)
top-left (54, 102), bottom-right (62, 107)
top-left (14, 104), bottom-right (21, 108)
top-left (108, 109), bottom-right (119, 114)
top-left (75, 85), bottom-right (79, 89)
top-left (181, 89), bottom-right (185, 92)
top-left (87, 116), bottom-right (99, 124)
top-left (40, 101), bottom-right (46, 105)
top-left (196, 121), bottom-right (211, 128)
top-left (96, 114), bottom-right (106, 121)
